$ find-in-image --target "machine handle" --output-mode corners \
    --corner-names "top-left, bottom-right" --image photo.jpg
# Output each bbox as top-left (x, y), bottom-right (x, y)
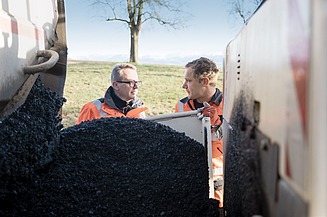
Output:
top-left (23, 50), bottom-right (59, 74)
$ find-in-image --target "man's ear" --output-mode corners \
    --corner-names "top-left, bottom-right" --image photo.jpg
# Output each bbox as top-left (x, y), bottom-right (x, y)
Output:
top-left (202, 77), bottom-right (210, 86)
top-left (112, 81), bottom-right (119, 90)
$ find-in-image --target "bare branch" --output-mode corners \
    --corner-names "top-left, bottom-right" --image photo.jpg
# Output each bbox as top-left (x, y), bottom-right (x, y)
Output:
top-left (106, 17), bottom-right (130, 24)
top-left (225, 0), bottom-right (262, 24)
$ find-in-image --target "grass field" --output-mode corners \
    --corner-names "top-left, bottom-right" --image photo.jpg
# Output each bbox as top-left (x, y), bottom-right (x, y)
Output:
top-left (61, 61), bottom-right (223, 128)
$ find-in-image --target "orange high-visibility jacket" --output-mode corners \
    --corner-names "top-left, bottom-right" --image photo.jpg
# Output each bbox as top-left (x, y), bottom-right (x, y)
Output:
top-left (175, 88), bottom-right (224, 206)
top-left (76, 87), bottom-right (147, 124)
top-left (175, 88), bottom-right (223, 160)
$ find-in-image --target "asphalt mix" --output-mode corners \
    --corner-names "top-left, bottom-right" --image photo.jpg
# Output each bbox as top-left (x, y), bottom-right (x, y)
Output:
top-left (0, 77), bottom-right (221, 217)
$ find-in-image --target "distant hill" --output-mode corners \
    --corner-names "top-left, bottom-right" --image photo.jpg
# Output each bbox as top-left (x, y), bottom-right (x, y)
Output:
top-left (139, 54), bottom-right (224, 67)
top-left (68, 54), bottom-right (224, 67)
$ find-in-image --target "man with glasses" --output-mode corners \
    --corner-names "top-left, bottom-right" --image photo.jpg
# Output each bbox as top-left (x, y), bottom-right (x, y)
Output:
top-left (76, 63), bottom-right (147, 124)
top-left (175, 57), bottom-right (224, 207)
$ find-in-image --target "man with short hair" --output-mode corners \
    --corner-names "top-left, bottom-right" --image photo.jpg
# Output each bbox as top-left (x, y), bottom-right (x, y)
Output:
top-left (76, 63), bottom-right (147, 124)
top-left (175, 57), bottom-right (224, 207)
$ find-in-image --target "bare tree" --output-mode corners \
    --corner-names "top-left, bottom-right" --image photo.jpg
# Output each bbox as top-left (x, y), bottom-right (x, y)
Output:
top-left (89, 0), bottom-right (187, 63)
top-left (226, 0), bottom-right (263, 24)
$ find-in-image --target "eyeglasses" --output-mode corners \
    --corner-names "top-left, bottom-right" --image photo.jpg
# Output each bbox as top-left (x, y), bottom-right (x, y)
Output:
top-left (116, 80), bottom-right (142, 87)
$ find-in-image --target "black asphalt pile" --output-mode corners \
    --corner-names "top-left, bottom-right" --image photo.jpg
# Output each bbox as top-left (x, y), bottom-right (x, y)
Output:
top-left (223, 93), bottom-right (263, 217)
top-left (0, 77), bottom-right (64, 215)
top-left (28, 118), bottom-right (220, 216)
top-left (0, 78), bottom-right (221, 216)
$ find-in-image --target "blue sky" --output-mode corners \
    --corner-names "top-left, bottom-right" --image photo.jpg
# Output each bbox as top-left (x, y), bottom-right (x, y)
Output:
top-left (65, 0), bottom-right (249, 65)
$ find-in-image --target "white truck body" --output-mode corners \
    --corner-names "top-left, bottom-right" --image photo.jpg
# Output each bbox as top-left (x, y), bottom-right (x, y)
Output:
top-left (223, 0), bottom-right (327, 216)
top-left (0, 0), bottom-right (58, 100)
top-left (0, 0), bottom-right (67, 118)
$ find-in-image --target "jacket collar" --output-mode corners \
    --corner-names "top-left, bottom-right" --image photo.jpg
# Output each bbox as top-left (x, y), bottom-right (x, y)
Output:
top-left (104, 86), bottom-right (144, 114)
top-left (180, 88), bottom-right (223, 106)
top-left (211, 88), bottom-right (223, 106)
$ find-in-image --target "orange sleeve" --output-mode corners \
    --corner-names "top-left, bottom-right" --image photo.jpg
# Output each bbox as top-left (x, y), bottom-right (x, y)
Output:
top-left (174, 103), bottom-right (178, 112)
top-left (217, 98), bottom-right (223, 116)
top-left (76, 102), bottom-right (101, 124)
top-left (126, 106), bottom-right (148, 118)
top-left (210, 100), bottom-right (223, 126)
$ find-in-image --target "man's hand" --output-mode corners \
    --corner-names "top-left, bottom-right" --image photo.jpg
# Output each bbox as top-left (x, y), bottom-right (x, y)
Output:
top-left (200, 102), bottom-right (219, 126)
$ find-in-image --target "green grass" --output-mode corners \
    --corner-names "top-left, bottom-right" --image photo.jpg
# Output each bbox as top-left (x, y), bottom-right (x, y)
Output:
top-left (61, 61), bottom-right (223, 128)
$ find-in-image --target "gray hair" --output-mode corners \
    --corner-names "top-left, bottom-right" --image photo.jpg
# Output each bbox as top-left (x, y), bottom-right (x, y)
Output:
top-left (110, 63), bottom-right (137, 84)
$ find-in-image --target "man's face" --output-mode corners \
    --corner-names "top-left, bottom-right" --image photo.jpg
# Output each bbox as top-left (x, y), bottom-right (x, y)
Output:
top-left (113, 68), bottom-right (139, 101)
top-left (182, 67), bottom-right (205, 101)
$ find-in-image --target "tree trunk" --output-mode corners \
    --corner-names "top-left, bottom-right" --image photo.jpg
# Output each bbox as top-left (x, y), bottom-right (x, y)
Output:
top-left (129, 29), bottom-right (139, 63)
